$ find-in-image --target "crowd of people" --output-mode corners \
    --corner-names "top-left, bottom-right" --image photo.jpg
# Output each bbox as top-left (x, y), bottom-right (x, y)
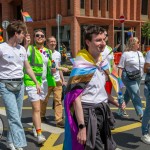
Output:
top-left (0, 20), bottom-right (150, 150)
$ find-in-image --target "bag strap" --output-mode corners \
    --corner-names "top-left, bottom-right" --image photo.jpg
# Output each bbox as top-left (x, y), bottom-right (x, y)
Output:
top-left (137, 51), bottom-right (141, 72)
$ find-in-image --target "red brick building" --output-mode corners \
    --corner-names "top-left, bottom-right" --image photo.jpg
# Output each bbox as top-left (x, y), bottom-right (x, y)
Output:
top-left (0, 0), bottom-right (150, 57)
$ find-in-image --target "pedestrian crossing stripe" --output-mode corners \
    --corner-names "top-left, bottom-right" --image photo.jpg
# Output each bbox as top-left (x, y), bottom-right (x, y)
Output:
top-left (40, 134), bottom-right (63, 150)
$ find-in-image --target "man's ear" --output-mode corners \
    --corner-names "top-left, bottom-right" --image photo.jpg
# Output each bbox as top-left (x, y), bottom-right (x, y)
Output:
top-left (85, 39), bottom-right (90, 47)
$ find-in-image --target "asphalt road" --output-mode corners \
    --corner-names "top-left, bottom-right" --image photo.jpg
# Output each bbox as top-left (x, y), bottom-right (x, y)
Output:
top-left (0, 78), bottom-right (150, 150)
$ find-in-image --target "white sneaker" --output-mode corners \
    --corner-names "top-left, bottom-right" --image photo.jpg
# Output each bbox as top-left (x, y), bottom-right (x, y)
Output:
top-left (32, 127), bottom-right (37, 137)
top-left (141, 134), bottom-right (150, 144)
top-left (117, 108), bottom-right (129, 118)
top-left (37, 134), bottom-right (46, 144)
top-left (7, 143), bottom-right (16, 150)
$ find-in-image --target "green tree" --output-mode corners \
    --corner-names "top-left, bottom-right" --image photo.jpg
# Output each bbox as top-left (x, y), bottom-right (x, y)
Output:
top-left (141, 20), bottom-right (150, 45)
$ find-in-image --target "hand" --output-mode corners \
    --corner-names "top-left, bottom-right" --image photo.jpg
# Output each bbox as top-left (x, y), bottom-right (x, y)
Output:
top-left (24, 34), bottom-right (31, 49)
top-left (62, 81), bottom-right (67, 86)
top-left (51, 68), bottom-right (56, 74)
top-left (62, 67), bottom-right (69, 72)
top-left (77, 128), bottom-right (86, 145)
top-left (36, 83), bottom-right (41, 94)
top-left (121, 102), bottom-right (126, 110)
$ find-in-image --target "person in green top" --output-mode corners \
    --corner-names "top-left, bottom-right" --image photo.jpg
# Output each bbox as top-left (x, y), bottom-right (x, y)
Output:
top-left (24, 29), bottom-right (56, 145)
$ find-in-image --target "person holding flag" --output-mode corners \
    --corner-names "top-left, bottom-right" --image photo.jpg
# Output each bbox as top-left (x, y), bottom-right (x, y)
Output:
top-left (63, 25), bottom-right (116, 150)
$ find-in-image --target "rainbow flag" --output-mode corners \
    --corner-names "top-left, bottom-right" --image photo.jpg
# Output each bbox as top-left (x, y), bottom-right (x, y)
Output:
top-left (21, 12), bottom-right (33, 22)
top-left (109, 70), bottom-right (124, 93)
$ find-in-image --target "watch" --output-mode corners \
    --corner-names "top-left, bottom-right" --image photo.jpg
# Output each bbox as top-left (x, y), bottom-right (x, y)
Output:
top-left (78, 124), bottom-right (86, 129)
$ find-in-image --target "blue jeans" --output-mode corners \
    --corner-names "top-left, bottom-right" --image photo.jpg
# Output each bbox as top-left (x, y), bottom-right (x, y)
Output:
top-left (122, 71), bottom-right (143, 116)
top-left (0, 82), bottom-right (27, 148)
top-left (142, 82), bottom-right (150, 135)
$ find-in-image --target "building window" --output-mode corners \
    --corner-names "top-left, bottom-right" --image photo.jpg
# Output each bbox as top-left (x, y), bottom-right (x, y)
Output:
top-left (107, 0), bottom-right (109, 11)
top-left (81, 0), bottom-right (85, 9)
top-left (141, 0), bottom-right (148, 15)
top-left (67, 0), bottom-right (70, 9)
top-left (99, 0), bottom-right (101, 10)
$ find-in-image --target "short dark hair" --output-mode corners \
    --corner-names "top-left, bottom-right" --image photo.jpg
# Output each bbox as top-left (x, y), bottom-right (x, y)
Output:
top-left (34, 29), bottom-right (45, 37)
top-left (83, 25), bottom-right (106, 50)
top-left (6, 20), bottom-right (27, 39)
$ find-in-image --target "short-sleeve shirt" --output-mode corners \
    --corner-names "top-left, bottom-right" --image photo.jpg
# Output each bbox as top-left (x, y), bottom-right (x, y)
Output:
top-left (145, 51), bottom-right (150, 63)
top-left (118, 51), bottom-right (145, 75)
top-left (52, 50), bottom-right (61, 81)
top-left (81, 69), bottom-right (108, 104)
top-left (0, 42), bottom-right (27, 79)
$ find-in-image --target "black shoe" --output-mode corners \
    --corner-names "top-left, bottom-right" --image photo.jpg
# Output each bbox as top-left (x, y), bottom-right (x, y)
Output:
top-left (56, 120), bottom-right (64, 128)
top-left (41, 116), bottom-right (49, 123)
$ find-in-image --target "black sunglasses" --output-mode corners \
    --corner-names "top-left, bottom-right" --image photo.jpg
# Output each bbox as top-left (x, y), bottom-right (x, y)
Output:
top-left (35, 34), bottom-right (45, 38)
top-left (105, 34), bottom-right (108, 37)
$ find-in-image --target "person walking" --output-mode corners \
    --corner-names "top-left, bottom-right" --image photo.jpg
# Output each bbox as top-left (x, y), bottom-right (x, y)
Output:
top-left (118, 37), bottom-right (145, 120)
top-left (63, 25), bottom-right (116, 150)
top-left (141, 50), bottom-right (150, 144)
top-left (24, 29), bottom-right (55, 144)
top-left (40, 36), bottom-right (68, 128)
top-left (0, 20), bottom-right (41, 150)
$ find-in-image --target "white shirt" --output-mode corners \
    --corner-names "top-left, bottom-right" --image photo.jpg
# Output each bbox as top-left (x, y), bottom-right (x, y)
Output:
top-left (101, 45), bottom-right (114, 72)
top-left (118, 51), bottom-right (145, 75)
top-left (0, 42), bottom-right (27, 79)
top-left (81, 69), bottom-right (108, 104)
top-left (52, 50), bottom-right (61, 81)
top-left (27, 47), bottom-right (49, 80)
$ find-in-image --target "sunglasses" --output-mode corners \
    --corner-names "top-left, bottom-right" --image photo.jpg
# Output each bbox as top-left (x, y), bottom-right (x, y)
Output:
top-left (35, 34), bottom-right (45, 38)
top-left (105, 34), bottom-right (108, 37)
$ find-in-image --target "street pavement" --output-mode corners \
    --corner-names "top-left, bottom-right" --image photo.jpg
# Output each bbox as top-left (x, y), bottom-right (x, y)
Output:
top-left (0, 77), bottom-right (150, 150)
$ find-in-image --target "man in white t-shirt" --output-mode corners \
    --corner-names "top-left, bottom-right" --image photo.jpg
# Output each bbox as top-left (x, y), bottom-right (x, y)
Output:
top-left (41, 36), bottom-right (68, 128)
top-left (141, 51), bottom-right (150, 144)
top-left (0, 21), bottom-right (41, 150)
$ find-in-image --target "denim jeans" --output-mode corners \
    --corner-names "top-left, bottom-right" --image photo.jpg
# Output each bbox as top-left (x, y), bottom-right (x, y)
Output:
top-left (0, 81), bottom-right (27, 148)
top-left (141, 82), bottom-right (150, 135)
top-left (122, 71), bottom-right (143, 116)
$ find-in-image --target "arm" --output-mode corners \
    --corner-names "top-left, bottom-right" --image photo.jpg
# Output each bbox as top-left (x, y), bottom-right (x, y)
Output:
top-left (144, 63), bottom-right (150, 73)
top-left (58, 62), bottom-right (66, 85)
top-left (24, 60), bottom-right (41, 94)
top-left (73, 95), bottom-right (86, 145)
top-left (118, 67), bottom-right (123, 78)
top-left (24, 34), bottom-right (31, 50)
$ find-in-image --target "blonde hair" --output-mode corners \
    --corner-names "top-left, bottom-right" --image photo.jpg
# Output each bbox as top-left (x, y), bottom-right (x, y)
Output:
top-left (124, 37), bottom-right (139, 51)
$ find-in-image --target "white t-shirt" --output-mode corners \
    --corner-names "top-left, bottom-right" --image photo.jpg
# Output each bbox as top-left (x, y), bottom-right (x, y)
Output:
top-left (101, 45), bottom-right (114, 72)
top-left (0, 42), bottom-right (27, 79)
top-left (27, 47), bottom-right (49, 80)
top-left (81, 69), bottom-right (108, 104)
top-left (52, 50), bottom-right (61, 81)
top-left (145, 51), bottom-right (150, 63)
top-left (118, 51), bottom-right (145, 75)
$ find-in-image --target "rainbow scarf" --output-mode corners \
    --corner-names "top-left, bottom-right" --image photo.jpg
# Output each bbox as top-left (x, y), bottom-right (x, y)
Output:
top-left (63, 49), bottom-right (107, 150)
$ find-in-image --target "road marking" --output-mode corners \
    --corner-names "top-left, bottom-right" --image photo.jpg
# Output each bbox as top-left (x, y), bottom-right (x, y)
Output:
top-left (24, 95), bottom-right (28, 100)
top-left (112, 122), bottom-right (141, 134)
top-left (41, 134), bottom-right (63, 150)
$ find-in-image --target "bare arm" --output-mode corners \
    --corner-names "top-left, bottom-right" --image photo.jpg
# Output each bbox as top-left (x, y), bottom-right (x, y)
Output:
top-left (118, 67), bottom-right (123, 78)
top-left (73, 95), bottom-right (86, 145)
top-left (144, 63), bottom-right (150, 73)
top-left (24, 60), bottom-right (41, 93)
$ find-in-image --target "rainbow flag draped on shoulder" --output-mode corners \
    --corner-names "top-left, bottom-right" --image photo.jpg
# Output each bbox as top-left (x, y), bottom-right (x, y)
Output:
top-left (63, 49), bottom-right (107, 150)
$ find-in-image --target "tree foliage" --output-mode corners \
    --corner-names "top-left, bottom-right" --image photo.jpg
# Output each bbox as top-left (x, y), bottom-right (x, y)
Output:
top-left (142, 20), bottom-right (150, 39)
